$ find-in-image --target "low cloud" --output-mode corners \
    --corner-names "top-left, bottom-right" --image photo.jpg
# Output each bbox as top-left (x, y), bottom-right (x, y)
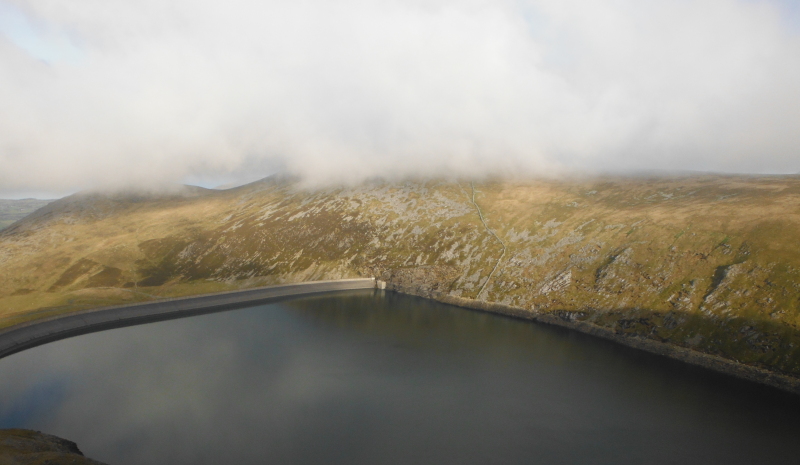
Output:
top-left (1, 0), bottom-right (799, 195)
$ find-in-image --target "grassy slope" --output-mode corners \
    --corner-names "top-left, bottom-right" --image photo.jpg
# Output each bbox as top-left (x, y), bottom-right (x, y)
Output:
top-left (1, 175), bottom-right (799, 377)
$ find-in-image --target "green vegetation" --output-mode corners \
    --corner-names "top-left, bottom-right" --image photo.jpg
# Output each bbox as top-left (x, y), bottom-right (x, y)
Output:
top-left (1, 175), bottom-right (799, 379)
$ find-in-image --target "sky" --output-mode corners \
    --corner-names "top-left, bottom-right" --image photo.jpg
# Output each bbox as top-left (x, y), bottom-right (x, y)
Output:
top-left (1, 0), bottom-right (800, 198)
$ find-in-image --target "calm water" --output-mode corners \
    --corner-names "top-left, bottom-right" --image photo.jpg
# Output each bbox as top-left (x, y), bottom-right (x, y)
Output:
top-left (1, 291), bottom-right (799, 464)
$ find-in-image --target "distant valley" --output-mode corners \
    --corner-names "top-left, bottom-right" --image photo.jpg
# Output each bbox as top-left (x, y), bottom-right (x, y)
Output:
top-left (0, 199), bottom-right (53, 230)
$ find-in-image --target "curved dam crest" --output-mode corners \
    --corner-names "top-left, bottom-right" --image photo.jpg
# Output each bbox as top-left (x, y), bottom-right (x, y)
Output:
top-left (1, 276), bottom-right (799, 396)
top-left (0, 278), bottom-right (378, 360)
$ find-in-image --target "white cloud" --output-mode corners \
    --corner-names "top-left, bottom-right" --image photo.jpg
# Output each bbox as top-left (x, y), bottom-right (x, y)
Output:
top-left (1, 0), bottom-right (799, 194)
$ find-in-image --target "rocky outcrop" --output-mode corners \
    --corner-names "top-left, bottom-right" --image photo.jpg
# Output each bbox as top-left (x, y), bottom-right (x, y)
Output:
top-left (0, 429), bottom-right (106, 465)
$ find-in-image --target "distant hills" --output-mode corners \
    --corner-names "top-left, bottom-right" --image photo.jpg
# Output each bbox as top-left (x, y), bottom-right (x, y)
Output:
top-left (1, 175), bottom-right (799, 385)
top-left (0, 199), bottom-right (54, 230)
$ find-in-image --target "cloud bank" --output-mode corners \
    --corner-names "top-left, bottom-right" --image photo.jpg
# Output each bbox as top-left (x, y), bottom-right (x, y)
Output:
top-left (1, 0), bottom-right (799, 194)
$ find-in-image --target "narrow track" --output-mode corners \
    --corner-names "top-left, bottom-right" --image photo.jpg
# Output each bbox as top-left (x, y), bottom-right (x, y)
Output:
top-left (469, 183), bottom-right (506, 300)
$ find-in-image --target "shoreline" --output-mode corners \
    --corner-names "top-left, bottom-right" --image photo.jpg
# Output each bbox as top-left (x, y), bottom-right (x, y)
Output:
top-left (401, 287), bottom-right (800, 396)
top-left (1, 277), bottom-right (798, 396)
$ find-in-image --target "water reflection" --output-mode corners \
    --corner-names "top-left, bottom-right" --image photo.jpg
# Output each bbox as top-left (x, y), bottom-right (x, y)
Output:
top-left (1, 291), bottom-right (799, 464)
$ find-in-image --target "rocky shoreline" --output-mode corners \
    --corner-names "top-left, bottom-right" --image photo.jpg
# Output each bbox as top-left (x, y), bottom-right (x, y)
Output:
top-left (389, 283), bottom-right (800, 396)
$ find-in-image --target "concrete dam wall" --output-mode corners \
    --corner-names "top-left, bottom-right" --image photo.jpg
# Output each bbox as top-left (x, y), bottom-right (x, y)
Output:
top-left (0, 278), bottom-right (379, 359)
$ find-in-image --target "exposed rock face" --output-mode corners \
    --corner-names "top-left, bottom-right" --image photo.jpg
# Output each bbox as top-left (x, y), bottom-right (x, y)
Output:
top-left (0, 429), bottom-right (106, 464)
top-left (1, 175), bottom-right (800, 385)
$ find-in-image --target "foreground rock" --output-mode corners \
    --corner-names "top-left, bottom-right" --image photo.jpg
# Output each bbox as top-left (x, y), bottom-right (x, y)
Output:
top-left (0, 429), bottom-right (106, 464)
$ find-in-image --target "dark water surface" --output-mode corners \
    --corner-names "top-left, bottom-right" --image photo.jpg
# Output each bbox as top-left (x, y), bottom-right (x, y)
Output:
top-left (1, 291), bottom-right (799, 464)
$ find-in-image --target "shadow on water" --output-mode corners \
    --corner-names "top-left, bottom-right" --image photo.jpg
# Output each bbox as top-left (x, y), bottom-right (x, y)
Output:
top-left (0, 290), bottom-right (799, 465)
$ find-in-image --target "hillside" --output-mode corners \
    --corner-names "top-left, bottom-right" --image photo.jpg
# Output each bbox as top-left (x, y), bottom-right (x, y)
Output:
top-left (1, 175), bottom-right (799, 383)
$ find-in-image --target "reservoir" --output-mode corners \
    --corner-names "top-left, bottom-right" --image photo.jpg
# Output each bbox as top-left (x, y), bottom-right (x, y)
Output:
top-left (1, 290), bottom-right (799, 464)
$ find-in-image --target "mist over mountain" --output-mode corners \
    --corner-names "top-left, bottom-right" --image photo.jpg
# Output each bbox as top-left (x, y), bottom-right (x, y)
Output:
top-left (2, 0), bottom-right (800, 196)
